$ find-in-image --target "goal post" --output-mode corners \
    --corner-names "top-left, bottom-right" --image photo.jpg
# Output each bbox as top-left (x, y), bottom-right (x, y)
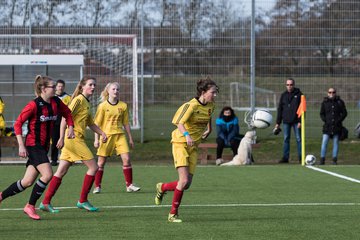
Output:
top-left (230, 82), bottom-right (277, 112)
top-left (0, 54), bottom-right (83, 125)
top-left (0, 34), bottom-right (140, 129)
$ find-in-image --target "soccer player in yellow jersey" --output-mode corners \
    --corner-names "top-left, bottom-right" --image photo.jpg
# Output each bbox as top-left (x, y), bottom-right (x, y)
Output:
top-left (0, 96), bottom-right (5, 136)
top-left (155, 76), bottom-right (218, 223)
top-left (50, 79), bottom-right (72, 166)
top-left (40, 76), bottom-right (107, 213)
top-left (92, 82), bottom-right (140, 194)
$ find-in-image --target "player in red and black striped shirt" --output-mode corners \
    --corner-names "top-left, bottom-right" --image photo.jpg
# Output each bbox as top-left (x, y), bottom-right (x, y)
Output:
top-left (0, 75), bottom-right (74, 220)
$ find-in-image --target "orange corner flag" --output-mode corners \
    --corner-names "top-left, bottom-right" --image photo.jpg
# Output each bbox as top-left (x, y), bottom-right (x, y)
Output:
top-left (297, 95), bottom-right (306, 118)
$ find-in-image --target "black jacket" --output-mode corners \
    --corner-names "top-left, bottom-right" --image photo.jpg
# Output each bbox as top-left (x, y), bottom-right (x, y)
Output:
top-left (320, 96), bottom-right (347, 135)
top-left (276, 87), bottom-right (302, 124)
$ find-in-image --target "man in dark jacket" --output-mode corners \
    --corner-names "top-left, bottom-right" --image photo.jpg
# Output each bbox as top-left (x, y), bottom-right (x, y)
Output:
top-left (320, 87), bottom-right (347, 165)
top-left (275, 78), bottom-right (302, 163)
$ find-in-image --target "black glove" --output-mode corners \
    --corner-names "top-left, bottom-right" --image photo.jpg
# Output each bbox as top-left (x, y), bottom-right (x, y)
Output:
top-left (273, 127), bottom-right (282, 135)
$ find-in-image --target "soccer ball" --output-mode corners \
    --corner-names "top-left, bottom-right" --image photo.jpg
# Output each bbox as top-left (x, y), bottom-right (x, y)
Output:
top-left (251, 109), bottom-right (273, 129)
top-left (305, 154), bottom-right (316, 165)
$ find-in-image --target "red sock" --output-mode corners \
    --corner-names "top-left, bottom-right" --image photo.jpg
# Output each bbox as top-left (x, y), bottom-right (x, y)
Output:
top-left (79, 174), bottom-right (95, 203)
top-left (170, 188), bottom-right (184, 214)
top-left (123, 165), bottom-right (133, 187)
top-left (94, 168), bottom-right (104, 188)
top-left (162, 181), bottom-right (177, 192)
top-left (42, 176), bottom-right (62, 204)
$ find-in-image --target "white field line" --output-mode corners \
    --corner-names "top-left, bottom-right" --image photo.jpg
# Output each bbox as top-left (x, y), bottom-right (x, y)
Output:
top-left (1, 202), bottom-right (360, 211)
top-left (306, 165), bottom-right (360, 183)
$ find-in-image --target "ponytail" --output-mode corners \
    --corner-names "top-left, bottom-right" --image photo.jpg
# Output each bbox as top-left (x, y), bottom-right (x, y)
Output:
top-left (34, 75), bottom-right (53, 97)
top-left (71, 76), bottom-right (96, 102)
top-left (196, 76), bottom-right (219, 97)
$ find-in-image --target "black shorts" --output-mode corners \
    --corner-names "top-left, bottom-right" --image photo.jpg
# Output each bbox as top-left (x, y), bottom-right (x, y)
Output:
top-left (26, 146), bottom-right (50, 168)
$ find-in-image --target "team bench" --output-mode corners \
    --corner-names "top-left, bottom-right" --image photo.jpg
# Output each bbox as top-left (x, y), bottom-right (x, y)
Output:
top-left (198, 142), bottom-right (260, 165)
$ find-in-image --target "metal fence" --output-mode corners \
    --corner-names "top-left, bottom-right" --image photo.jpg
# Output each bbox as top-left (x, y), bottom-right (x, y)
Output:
top-left (0, 0), bottom-right (359, 143)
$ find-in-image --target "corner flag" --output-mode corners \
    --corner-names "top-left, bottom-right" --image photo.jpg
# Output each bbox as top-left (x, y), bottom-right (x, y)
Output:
top-left (297, 95), bottom-right (306, 166)
top-left (297, 95), bottom-right (306, 118)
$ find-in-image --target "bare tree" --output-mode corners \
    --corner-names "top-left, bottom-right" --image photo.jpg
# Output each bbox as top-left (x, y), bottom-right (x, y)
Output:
top-left (306, 1), bottom-right (360, 75)
top-left (257, 0), bottom-right (360, 76)
top-left (9, 0), bottom-right (17, 27)
top-left (22, 0), bottom-right (30, 26)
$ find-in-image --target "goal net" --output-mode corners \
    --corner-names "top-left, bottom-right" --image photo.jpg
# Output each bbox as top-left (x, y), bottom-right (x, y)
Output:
top-left (230, 82), bottom-right (277, 112)
top-left (0, 34), bottom-right (139, 129)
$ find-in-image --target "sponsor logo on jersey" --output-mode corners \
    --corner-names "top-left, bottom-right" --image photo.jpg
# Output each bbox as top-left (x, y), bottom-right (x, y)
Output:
top-left (40, 115), bottom-right (57, 122)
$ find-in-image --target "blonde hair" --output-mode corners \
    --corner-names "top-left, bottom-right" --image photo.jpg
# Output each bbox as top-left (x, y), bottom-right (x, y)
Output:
top-left (71, 76), bottom-right (96, 101)
top-left (99, 82), bottom-right (120, 103)
top-left (34, 75), bottom-right (53, 97)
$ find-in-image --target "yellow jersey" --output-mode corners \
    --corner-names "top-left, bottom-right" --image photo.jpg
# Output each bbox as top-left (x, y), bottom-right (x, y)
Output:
top-left (58, 92), bottom-right (71, 106)
top-left (68, 94), bottom-right (94, 138)
top-left (171, 98), bottom-right (215, 143)
top-left (94, 100), bottom-right (129, 135)
top-left (0, 97), bottom-right (5, 132)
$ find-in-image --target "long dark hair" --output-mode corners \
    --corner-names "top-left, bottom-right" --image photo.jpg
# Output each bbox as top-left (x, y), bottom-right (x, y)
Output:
top-left (219, 106), bottom-right (236, 119)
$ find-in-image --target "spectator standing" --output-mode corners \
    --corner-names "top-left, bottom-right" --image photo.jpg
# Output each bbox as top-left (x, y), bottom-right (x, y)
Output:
top-left (275, 78), bottom-right (303, 163)
top-left (320, 87), bottom-right (347, 165)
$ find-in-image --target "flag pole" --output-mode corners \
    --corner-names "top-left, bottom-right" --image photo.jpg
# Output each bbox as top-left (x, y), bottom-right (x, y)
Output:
top-left (301, 110), bottom-right (305, 166)
top-left (299, 95), bottom-right (306, 166)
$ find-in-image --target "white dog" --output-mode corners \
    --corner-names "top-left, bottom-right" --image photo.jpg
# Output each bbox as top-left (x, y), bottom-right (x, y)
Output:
top-left (221, 130), bottom-right (256, 166)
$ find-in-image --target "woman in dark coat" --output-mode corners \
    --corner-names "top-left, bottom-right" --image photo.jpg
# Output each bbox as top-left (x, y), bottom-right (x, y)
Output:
top-left (320, 87), bottom-right (347, 165)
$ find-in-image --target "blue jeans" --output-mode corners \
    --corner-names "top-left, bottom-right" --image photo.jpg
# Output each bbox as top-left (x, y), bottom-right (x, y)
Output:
top-left (282, 123), bottom-right (301, 160)
top-left (320, 134), bottom-right (339, 158)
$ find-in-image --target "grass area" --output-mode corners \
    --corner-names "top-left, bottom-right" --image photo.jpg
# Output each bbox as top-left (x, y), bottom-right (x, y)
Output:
top-left (1, 131), bottom-right (359, 165)
top-left (139, 75), bottom-right (360, 141)
top-left (136, 103), bottom-right (360, 141)
top-left (1, 165), bottom-right (360, 239)
top-left (126, 136), bottom-right (360, 165)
